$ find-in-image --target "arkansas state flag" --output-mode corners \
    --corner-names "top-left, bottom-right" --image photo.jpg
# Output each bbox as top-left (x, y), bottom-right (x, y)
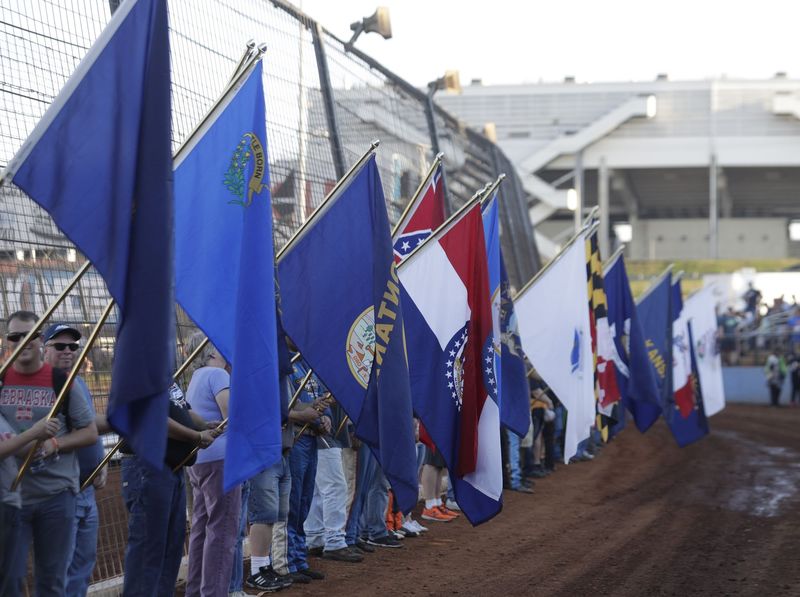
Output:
top-left (393, 163), bottom-right (445, 262)
top-left (399, 202), bottom-right (502, 525)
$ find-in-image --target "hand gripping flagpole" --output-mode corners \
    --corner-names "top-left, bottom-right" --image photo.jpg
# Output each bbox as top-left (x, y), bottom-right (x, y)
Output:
top-left (0, 261), bottom-right (92, 379)
top-left (79, 43), bottom-right (266, 491)
top-left (12, 299), bottom-right (116, 490)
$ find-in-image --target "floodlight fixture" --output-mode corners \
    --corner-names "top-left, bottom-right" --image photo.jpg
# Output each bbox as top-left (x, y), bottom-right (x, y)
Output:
top-left (646, 95), bottom-right (657, 118)
top-left (347, 7), bottom-right (392, 47)
top-left (614, 223), bottom-right (633, 243)
top-left (566, 188), bottom-right (578, 211)
top-left (790, 220), bottom-right (800, 242)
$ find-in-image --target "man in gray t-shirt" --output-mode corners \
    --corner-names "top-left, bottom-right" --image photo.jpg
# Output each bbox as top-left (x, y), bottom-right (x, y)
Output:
top-left (0, 311), bottom-right (98, 596)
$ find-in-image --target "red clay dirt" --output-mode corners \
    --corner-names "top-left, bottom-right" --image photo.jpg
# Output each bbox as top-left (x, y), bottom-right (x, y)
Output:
top-left (275, 404), bottom-right (800, 597)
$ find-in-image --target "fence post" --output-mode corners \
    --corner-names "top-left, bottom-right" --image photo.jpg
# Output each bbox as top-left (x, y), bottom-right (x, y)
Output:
top-left (311, 23), bottom-right (346, 180)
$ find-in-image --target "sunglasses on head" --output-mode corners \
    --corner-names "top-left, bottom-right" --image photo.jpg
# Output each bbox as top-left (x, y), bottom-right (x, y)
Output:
top-left (6, 332), bottom-right (40, 343)
top-left (48, 342), bottom-right (80, 352)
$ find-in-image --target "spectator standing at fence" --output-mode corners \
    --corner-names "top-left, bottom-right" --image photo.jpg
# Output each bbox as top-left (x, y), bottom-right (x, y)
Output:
top-left (184, 338), bottom-right (241, 597)
top-left (0, 311), bottom-right (98, 597)
top-left (787, 353), bottom-right (800, 407)
top-left (0, 415), bottom-right (60, 595)
top-left (764, 353), bottom-right (786, 407)
top-left (42, 323), bottom-right (105, 597)
top-left (718, 307), bottom-right (741, 365)
top-left (119, 380), bottom-right (218, 597)
top-left (743, 282), bottom-right (762, 316)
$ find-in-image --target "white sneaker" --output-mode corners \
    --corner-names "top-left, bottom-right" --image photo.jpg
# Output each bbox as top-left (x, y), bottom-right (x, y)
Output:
top-left (407, 518), bottom-right (428, 533)
top-left (445, 498), bottom-right (461, 511)
top-left (229, 591), bottom-right (248, 597)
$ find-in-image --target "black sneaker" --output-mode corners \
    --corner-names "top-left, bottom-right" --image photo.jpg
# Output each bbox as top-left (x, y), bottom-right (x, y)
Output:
top-left (323, 547), bottom-right (364, 563)
top-left (308, 546), bottom-right (324, 557)
top-left (245, 571), bottom-right (283, 593)
top-left (288, 571), bottom-right (311, 584)
top-left (259, 565), bottom-right (292, 590)
top-left (366, 535), bottom-right (403, 548)
top-left (298, 568), bottom-right (325, 580)
top-left (354, 540), bottom-right (375, 553)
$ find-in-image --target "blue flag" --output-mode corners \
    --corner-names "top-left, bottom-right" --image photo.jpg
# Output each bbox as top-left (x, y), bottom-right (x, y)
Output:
top-left (277, 155), bottom-right (418, 512)
top-left (482, 195), bottom-right (530, 437)
top-left (636, 271), bottom-right (672, 415)
top-left (5, 0), bottom-right (173, 467)
top-left (604, 254), bottom-right (662, 432)
top-left (174, 62), bottom-right (281, 491)
top-left (666, 279), bottom-right (709, 446)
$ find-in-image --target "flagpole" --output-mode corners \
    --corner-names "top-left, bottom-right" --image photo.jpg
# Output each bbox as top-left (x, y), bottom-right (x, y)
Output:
top-left (391, 152), bottom-right (444, 239)
top-left (172, 417), bottom-right (229, 473)
top-left (479, 173), bottom-right (507, 207)
top-left (397, 181), bottom-right (492, 270)
top-left (13, 299), bottom-right (116, 490)
top-left (0, 261), bottom-right (92, 378)
top-left (228, 40), bottom-right (257, 85)
top-left (582, 205), bottom-right (600, 227)
top-left (514, 221), bottom-right (600, 301)
top-left (634, 264), bottom-right (674, 305)
top-left (276, 140), bottom-right (380, 263)
top-left (602, 244), bottom-right (626, 273)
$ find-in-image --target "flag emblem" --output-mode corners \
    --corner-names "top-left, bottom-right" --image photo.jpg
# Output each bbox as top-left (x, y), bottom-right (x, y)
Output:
top-left (571, 328), bottom-right (582, 374)
top-left (223, 132), bottom-right (266, 207)
top-left (444, 324), bottom-right (468, 410)
top-left (346, 306), bottom-right (376, 389)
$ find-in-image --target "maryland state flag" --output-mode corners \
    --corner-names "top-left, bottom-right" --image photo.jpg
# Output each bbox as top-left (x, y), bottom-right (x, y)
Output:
top-left (585, 230), bottom-right (625, 441)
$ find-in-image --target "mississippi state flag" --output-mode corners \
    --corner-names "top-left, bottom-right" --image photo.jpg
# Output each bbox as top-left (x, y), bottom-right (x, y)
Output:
top-left (393, 164), bottom-right (445, 262)
top-left (399, 202), bottom-right (502, 525)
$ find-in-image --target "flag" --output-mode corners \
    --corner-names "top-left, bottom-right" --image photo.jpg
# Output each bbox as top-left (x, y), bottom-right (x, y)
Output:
top-left (585, 231), bottom-right (623, 441)
top-left (399, 202), bottom-right (502, 525)
top-left (393, 163), bottom-right (445, 262)
top-left (603, 253), bottom-right (662, 432)
top-left (4, 0), bottom-right (173, 467)
top-left (668, 279), bottom-right (709, 446)
top-left (636, 271), bottom-right (673, 417)
top-left (173, 61), bottom-right (282, 490)
top-left (277, 154), bottom-right (418, 512)
top-left (483, 194), bottom-right (530, 437)
top-left (684, 286), bottom-right (726, 416)
top-left (515, 233), bottom-right (595, 464)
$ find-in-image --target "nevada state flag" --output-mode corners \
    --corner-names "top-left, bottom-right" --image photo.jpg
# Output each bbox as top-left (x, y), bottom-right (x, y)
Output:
top-left (399, 202), bottom-right (502, 525)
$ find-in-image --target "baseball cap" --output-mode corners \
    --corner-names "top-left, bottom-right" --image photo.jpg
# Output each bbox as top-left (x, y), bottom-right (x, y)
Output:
top-left (42, 323), bottom-right (82, 343)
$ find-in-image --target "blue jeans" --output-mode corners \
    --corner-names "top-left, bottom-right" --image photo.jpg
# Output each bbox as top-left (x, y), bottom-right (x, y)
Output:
top-left (345, 444), bottom-right (387, 543)
top-left (14, 490), bottom-right (77, 597)
top-left (508, 430), bottom-right (522, 488)
top-left (304, 447), bottom-right (348, 551)
top-left (65, 488), bottom-right (99, 597)
top-left (286, 435), bottom-right (317, 573)
top-left (0, 503), bottom-right (21, 596)
top-left (229, 481), bottom-right (250, 592)
top-left (121, 456), bottom-right (186, 597)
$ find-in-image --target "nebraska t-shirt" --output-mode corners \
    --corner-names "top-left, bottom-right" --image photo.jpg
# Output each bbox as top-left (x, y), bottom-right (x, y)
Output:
top-left (0, 363), bottom-right (93, 505)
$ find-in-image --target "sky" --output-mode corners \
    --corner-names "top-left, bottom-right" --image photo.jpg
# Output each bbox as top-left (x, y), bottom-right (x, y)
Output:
top-left (296, 0), bottom-right (799, 87)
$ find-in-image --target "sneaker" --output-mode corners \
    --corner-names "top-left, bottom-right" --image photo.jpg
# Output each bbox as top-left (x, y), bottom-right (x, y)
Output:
top-left (308, 546), bottom-right (324, 557)
top-left (400, 521), bottom-right (420, 537)
top-left (366, 535), bottom-right (403, 548)
top-left (421, 506), bottom-right (453, 522)
top-left (444, 498), bottom-right (462, 512)
top-left (274, 572), bottom-right (293, 589)
top-left (438, 505), bottom-right (460, 519)
top-left (354, 539), bottom-right (375, 553)
top-left (407, 518), bottom-right (428, 532)
top-left (245, 571), bottom-right (283, 592)
top-left (511, 484), bottom-right (534, 494)
top-left (288, 571), bottom-right (311, 584)
top-left (229, 592), bottom-right (249, 597)
top-left (323, 547), bottom-right (364, 563)
top-left (298, 568), bottom-right (325, 580)
top-left (260, 565), bottom-right (293, 590)
top-left (390, 530), bottom-right (406, 540)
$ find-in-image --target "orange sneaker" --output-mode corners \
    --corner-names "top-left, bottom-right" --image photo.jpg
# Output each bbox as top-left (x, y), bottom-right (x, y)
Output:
top-left (437, 505), bottom-right (459, 519)
top-left (421, 506), bottom-right (453, 522)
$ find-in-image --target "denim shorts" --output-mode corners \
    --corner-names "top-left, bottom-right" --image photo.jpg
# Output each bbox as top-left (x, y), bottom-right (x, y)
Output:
top-left (248, 453), bottom-right (291, 524)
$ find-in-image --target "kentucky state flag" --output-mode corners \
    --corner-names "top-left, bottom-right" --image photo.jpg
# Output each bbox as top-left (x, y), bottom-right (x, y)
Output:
top-left (174, 61), bottom-right (282, 490)
top-left (603, 253), bottom-right (662, 433)
top-left (393, 162), bottom-right (445, 262)
top-left (399, 202), bottom-right (503, 525)
top-left (4, 0), bottom-right (173, 467)
top-left (667, 279), bottom-right (709, 446)
top-left (277, 154), bottom-right (418, 512)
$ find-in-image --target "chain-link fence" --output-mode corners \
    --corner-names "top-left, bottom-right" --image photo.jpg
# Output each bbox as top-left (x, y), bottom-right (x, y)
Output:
top-left (0, 0), bottom-right (540, 589)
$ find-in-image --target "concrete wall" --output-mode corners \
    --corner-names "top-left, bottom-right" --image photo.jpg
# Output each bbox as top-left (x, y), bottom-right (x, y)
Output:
top-left (628, 218), bottom-right (789, 260)
top-left (722, 366), bottom-right (793, 405)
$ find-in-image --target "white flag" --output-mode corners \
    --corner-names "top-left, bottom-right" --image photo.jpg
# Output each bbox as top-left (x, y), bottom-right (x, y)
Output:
top-left (515, 234), bottom-right (594, 463)
top-left (684, 286), bottom-right (726, 416)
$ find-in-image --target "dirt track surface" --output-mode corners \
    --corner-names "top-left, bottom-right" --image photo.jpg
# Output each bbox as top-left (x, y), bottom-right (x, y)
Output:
top-left (282, 404), bottom-right (800, 597)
